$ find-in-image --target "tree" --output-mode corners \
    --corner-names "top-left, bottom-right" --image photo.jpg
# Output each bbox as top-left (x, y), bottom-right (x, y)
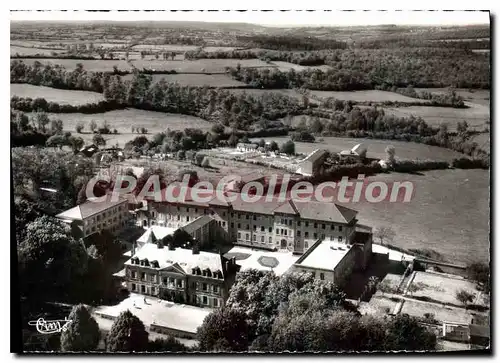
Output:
top-left (30, 111), bottom-right (50, 132)
top-left (456, 289), bottom-right (475, 309)
top-left (280, 140), bottom-right (295, 155)
top-left (18, 215), bottom-right (88, 299)
top-left (211, 123), bottom-right (225, 134)
top-left (93, 134), bottom-right (106, 147)
top-left (89, 120), bottom-right (97, 133)
top-left (46, 134), bottom-right (66, 149)
top-left (106, 310), bottom-right (149, 352)
top-left (269, 141), bottom-right (279, 151)
top-left (14, 197), bottom-right (41, 242)
top-left (385, 145), bottom-right (396, 165)
top-left (228, 134), bottom-right (239, 147)
top-left (194, 152), bottom-right (205, 166)
top-left (466, 262), bottom-right (490, 289)
top-left (197, 307), bottom-right (249, 352)
top-left (60, 304), bottom-right (100, 352)
top-left (50, 119), bottom-right (64, 134)
top-left (258, 139), bottom-right (266, 147)
top-left (385, 314), bottom-right (436, 351)
top-left (75, 122), bottom-right (84, 133)
top-left (374, 226), bottom-right (395, 246)
top-left (147, 337), bottom-right (187, 352)
top-left (68, 136), bottom-right (85, 153)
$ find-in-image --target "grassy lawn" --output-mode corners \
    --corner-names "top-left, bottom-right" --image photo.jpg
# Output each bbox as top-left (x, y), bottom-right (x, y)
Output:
top-left (343, 169), bottom-right (490, 265)
top-left (12, 58), bottom-right (133, 72)
top-left (11, 83), bottom-right (105, 105)
top-left (56, 109), bottom-right (212, 134)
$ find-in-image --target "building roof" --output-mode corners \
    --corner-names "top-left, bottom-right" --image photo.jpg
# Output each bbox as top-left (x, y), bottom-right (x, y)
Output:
top-left (292, 200), bottom-right (357, 224)
top-left (295, 240), bottom-right (353, 271)
top-left (124, 243), bottom-right (225, 276)
top-left (181, 215), bottom-right (214, 235)
top-left (273, 200), bottom-right (299, 215)
top-left (55, 197), bottom-right (127, 221)
top-left (137, 226), bottom-right (177, 244)
top-left (300, 149), bottom-right (328, 165)
top-left (147, 188), bottom-right (357, 224)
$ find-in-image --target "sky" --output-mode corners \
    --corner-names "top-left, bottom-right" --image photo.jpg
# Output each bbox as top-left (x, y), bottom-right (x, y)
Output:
top-left (10, 10), bottom-right (490, 27)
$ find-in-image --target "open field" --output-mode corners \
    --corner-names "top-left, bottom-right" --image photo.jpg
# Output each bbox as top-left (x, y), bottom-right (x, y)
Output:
top-left (409, 271), bottom-right (484, 306)
top-left (250, 136), bottom-right (466, 161)
top-left (131, 59), bottom-right (274, 73)
top-left (270, 61), bottom-right (333, 72)
top-left (122, 73), bottom-right (247, 87)
top-left (11, 46), bottom-right (64, 56)
top-left (384, 103), bottom-right (490, 131)
top-left (202, 46), bottom-right (238, 52)
top-left (471, 132), bottom-right (490, 151)
top-left (12, 58), bottom-right (132, 72)
top-left (228, 88), bottom-right (309, 101)
top-left (343, 169), bottom-right (490, 264)
top-left (11, 83), bottom-right (105, 105)
top-left (54, 109), bottom-right (212, 144)
top-left (308, 90), bottom-right (429, 103)
top-left (131, 44), bottom-right (199, 52)
top-left (415, 88), bottom-right (490, 107)
top-left (400, 298), bottom-right (474, 325)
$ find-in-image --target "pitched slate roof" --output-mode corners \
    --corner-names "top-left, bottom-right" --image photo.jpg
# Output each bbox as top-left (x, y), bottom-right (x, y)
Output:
top-left (125, 243), bottom-right (225, 276)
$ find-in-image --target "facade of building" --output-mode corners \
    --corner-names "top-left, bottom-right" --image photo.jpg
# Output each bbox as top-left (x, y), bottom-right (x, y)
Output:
top-left (292, 230), bottom-right (372, 287)
top-left (296, 149), bottom-right (328, 176)
top-left (124, 243), bottom-right (240, 308)
top-left (56, 197), bottom-right (130, 238)
top-left (137, 192), bottom-right (360, 255)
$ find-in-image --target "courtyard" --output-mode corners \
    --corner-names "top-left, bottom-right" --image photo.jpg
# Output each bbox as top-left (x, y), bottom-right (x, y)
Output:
top-left (224, 246), bottom-right (300, 276)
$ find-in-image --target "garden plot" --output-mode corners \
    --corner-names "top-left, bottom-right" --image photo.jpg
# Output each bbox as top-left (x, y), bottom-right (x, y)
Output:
top-left (408, 271), bottom-right (481, 306)
top-left (400, 298), bottom-right (475, 325)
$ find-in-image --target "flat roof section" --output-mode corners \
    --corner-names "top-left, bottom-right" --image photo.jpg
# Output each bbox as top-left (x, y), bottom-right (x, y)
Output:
top-left (296, 241), bottom-right (352, 271)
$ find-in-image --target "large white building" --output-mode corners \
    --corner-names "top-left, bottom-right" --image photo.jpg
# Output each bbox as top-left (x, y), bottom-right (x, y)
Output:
top-left (56, 197), bottom-right (130, 237)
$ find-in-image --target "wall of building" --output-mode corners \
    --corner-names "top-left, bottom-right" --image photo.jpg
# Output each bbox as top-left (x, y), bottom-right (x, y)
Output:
top-left (144, 201), bottom-right (356, 255)
top-left (81, 201), bottom-right (129, 237)
top-left (125, 257), bottom-right (234, 309)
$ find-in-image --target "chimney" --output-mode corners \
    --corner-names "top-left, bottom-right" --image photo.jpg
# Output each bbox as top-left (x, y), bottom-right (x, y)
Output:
top-left (192, 244), bottom-right (200, 255)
